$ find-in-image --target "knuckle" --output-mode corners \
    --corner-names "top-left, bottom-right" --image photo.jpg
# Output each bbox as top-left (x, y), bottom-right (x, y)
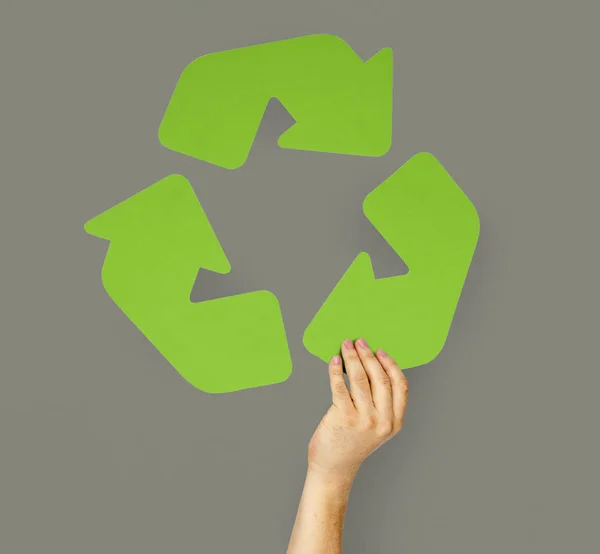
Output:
top-left (362, 348), bottom-right (376, 359)
top-left (353, 371), bottom-right (370, 385)
top-left (394, 417), bottom-right (404, 432)
top-left (377, 421), bottom-right (393, 437)
top-left (329, 363), bottom-right (343, 374)
top-left (345, 349), bottom-right (359, 360)
top-left (393, 373), bottom-right (408, 391)
top-left (388, 364), bottom-right (402, 379)
top-left (347, 413), bottom-right (359, 427)
top-left (362, 414), bottom-right (378, 429)
top-left (345, 409), bottom-right (357, 421)
top-left (335, 382), bottom-right (348, 396)
top-left (377, 373), bottom-right (391, 386)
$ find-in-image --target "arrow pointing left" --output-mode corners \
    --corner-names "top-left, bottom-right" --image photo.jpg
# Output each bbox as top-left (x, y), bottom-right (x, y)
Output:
top-left (84, 174), bottom-right (292, 393)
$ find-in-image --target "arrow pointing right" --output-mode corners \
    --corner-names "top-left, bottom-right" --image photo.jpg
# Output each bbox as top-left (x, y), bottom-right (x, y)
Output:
top-left (158, 34), bottom-right (393, 169)
top-left (303, 153), bottom-right (480, 369)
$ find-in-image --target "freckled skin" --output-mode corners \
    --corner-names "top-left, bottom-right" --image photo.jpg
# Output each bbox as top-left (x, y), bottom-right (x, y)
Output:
top-left (287, 338), bottom-right (409, 554)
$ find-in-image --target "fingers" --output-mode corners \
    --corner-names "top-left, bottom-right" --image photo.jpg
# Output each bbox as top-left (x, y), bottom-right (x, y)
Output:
top-left (376, 349), bottom-right (408, 433)
top-left (341, 339), bottom-right (374, 412)
top-left (329, 355), bottom-right (354, 411)
top-left (355, 338), bottom-right (393, 419)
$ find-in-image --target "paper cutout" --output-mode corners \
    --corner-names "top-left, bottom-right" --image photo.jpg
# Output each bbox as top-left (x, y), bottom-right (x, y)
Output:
top-left (303, 153), bottom-right (480, 369)
top-left (85, 175), bottom-right (292, 393)
top-left (85, 36), bottom-right (482, 393)
top-left (158, 34), bottom-right (393, 169)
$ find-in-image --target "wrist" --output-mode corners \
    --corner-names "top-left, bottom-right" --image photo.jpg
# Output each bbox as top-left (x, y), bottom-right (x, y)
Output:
top-left (306, 464), bottom-right (357, 493)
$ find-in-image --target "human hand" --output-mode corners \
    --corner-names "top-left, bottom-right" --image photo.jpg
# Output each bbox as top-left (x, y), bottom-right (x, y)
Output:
top-left (307, 339), bottom-right (409, 486)
top-left (288, 340), bottom-right (408, 553)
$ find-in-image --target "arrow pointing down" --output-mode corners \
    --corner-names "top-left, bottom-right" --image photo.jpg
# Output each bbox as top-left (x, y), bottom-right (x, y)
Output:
top-left (84, 174), bottom-right (292, 393)
top-left (303, 153), bottom-right (480, 369)
top-left (158, 34), bottom-right (393, 169)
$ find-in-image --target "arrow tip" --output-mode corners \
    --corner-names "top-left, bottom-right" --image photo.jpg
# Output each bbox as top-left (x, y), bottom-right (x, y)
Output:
top-left (84, 212), bottom-right (112, 241)
top-left (303, 251), bottom-right (376, 362)
top-left (83, 174), bottom-right (232, 274)
top-left (277, 47), bottom-right (393, 157)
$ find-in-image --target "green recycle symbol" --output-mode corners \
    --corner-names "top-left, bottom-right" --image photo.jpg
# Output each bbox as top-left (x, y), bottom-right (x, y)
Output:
top-left (85, 34), bottom-right (480, 394)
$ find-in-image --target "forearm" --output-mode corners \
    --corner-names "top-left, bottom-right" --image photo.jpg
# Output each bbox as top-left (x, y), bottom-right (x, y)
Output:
top-left (287, 340), bottom-right (408, 552)
top-left (287, 469), bottom-right (355, 554)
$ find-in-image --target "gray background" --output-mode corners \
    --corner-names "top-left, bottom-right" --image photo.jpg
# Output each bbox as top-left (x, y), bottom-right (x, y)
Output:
top-left (1, 1), bottom-right (599, 552)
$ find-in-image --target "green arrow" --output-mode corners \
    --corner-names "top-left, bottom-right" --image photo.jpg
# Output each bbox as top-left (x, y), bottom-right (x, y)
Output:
top-left (303, 153), bottom-right (480, 369)
top-left (84, 174), bottom-right (292, 393)
top-left (158, 34), bottom-right (393, 169)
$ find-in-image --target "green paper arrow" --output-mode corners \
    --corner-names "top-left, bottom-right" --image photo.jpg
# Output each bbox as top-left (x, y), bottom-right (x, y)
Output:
top-left (303, 153), bottom-right (480, 369)
top-left (84, 174), bottom-right (292, 393)
top-left (158, 34), bottom-right (393, 169)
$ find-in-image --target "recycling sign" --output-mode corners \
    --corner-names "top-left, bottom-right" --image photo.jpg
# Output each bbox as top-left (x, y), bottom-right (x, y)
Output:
top-left (85, 34), bottom-right (480, 394)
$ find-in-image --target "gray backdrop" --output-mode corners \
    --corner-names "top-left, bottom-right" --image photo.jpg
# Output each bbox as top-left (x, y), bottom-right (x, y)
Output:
top-left (1, 1), bottom-right (599, 552)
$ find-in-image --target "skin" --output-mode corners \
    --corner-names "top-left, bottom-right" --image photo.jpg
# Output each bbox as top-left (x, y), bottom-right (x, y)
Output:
top-left (287, 338), bottom-right (409, 554)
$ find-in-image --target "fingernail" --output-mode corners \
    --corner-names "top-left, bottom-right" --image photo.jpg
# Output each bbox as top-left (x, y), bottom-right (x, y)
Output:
top-left (377, 349), bottom-right (388, 357)
top-left (357, 338), bottom-right (368, 348)
top-left (331, 355), bottom-right (341, 364)
top-left (343, 339), bottom-right (354, 349)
